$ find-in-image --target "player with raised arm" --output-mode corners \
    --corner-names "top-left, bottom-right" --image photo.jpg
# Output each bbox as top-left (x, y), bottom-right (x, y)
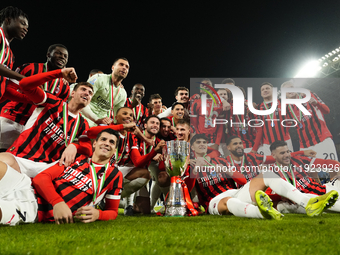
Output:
top-left (0, 68), bottom-right (93, 178)
top-left (0, 44), bottom-right (70, 151)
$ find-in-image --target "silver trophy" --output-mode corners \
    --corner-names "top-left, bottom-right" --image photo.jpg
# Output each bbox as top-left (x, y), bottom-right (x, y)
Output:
top-left (163, 140), bottom-right (190, 216)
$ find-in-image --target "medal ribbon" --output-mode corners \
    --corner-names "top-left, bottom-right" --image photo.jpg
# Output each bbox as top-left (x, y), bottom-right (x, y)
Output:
top-left (62, 103), bottom-right (80, 146)
top-left (276, 162), bottom-right (296, 187)
top-left (133, 101), bottom-right (142, 124)
top-left (143, 130), bottom-right (156, 155)
top-left (228, 155), bottom-right (246, 175)
top-left (115, 134), bottom-right (128, 164)
top-left (205, 99), bottom-right (215, 126)
top-left (263, 101), bottom-right (274, 120)
top-left (108, 75), bottom-right (121, 118)
top-left (0, 28), bottom-right (10, 65)
top-left (43, 63), bottom-right (59, 93)
top-left (288, 95), bottom-right (303, 126)
top-left (89, 160), bottom-right (109, 205)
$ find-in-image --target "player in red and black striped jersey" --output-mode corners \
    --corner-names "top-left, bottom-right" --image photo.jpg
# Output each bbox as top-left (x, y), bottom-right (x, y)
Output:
top-left (0, 44), bottom-right (70, 151)
top-left (269, 140), bottom-right (340, 213)
top-left (0, 68), bottom-right (93, 178)
top-left (190, 83), bottom-right (229, 150)
top-left (33, 128), bottom-right (123, 223)
top-left (125, 83), bottom-right (149, 129)
top-left (190, 134), bottom-right (338, 218)
top-left (0, 7), bottom-right (28, 101)
top-left (281, 81), bottom-right (337, 160)
top-left (252, 82), bottom-right (293, 155)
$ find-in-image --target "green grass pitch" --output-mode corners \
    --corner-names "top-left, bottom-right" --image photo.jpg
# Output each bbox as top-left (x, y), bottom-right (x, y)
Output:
top-left (1, 212), bottom-right (340, 255)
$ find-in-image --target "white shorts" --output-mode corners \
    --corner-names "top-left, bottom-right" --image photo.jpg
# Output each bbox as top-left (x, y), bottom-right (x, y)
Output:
top-left (0, 117), bottom-right (24, 150)
top-left (15, 156), bottom-right (59, 178)
top-left (208, 182), bottom-right (253, 215)
top-left (0, 164), bottom-right (38, 226)
top-left (118, 164), bottom-right (135, 178)
top-left (325, 178), bottom-right (340, 193)
top-left (301, 137), bottom-right (338, 161)
top-left (258, 139), bottom-right (293, 156)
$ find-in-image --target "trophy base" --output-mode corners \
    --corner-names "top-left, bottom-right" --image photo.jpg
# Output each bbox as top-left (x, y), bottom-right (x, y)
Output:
top-left (165, 206), bottom-right (186, 217)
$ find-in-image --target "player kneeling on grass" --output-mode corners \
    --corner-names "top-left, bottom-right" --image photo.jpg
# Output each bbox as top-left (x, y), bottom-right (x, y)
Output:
top-left (191, 134), bottom-right (339, 219)
top-left (0, 128), bottom-right (123, 225)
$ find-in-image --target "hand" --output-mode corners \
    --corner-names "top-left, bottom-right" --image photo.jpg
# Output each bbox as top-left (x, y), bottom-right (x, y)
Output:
top-left (61, 67), bottom-right (78, 83)
top-left (59, 143), bottom-right (77, 167)
top-left (153, 153), bottom-right (163, 162)
top-left (303, 149), bottom-right (317, 157)
top-left (222, 101), bottom-right (231, 111)
top-left (74, 206), bottom-right (100, 223)
top-left (53, 201), bottom-right (74, 224)
top-left (250, 150), bottom-right (257, 154)
top-left (62, 78), bottom-right (69, 86)
top-left (162, 105), bottom-right (167, 110)
top-left (308, 97), bottom-right (317, 106)
top-left (95, 117), bottom-right (113, 125)
top-left (123, 122), bottom-right (137, 132)
top-left (154, 140), bottom-right (166, 153)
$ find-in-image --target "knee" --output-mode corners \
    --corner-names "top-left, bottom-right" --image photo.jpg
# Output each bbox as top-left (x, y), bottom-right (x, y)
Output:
top-left (218, 197), bottom-right (232, 215)
top-left (0, 153), bottom-right (17, 170)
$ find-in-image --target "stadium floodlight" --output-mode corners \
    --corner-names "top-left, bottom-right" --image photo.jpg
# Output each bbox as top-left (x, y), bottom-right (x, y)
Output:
top-left (294, 60), bottom-right (321, 78)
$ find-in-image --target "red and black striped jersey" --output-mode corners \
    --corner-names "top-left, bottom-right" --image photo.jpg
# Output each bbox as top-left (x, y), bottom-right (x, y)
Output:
top-left (0, 27), bottom-right (14, 100)
top-left (194, 157), bottom-right (235, 212)
top-left (8, 93), bottom-right (89, 163)
top-left (226, 102), bottom-right (257, 148)
top-left (255, 100), bottom-right (291, 145)
top-left (225, 152), bottom-right (265, 184)
top-left (35, 154), bottom-right (123, 222)
top-left (270, 155), bottom-right (325, 195)
top-left (190, 98), bottom-right (224, 144)
top-left (116, 132), bottom-right (139, 166)
top-left (1, 62), bottom-right (70, 125)
top-left (286, 92), bottom-right (332, 148)
top-left (125, 98), bottom-right (149, 129)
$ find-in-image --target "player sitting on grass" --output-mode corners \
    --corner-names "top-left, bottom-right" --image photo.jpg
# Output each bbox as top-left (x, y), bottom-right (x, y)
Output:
top-left (0, 128), bottom-right (122, 225)
top-left (190, 134), bottom-right (338, 219)
top-left (268, 140), bottom-right (340, 214)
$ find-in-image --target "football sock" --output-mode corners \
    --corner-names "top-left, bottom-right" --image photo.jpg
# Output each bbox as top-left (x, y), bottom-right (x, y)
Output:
top-left (150, 181), bottom-right (162, 208)
top-left (227, 198), bottom-right (263, 218)
top-left (262, 171), bottom-right (309, 207)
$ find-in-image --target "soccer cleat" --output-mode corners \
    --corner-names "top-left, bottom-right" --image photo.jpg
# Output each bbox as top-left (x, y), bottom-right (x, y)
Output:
top-left (255, 190), bottom-right (284, 220)
top-left (305, 190), bottom-right (338, 217)
top-left (124, 205), bottom-right (134, 216)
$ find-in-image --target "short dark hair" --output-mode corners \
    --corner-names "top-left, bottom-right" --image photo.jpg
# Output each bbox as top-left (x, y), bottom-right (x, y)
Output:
top-left (0, 6), bottom-right (28, 25)
top-left (144, 115), bottom-right (160, 124)
top-left (270, 140), bottom-right (287, 152)
top-left (113, 57), bottom-right (128, 65)
top-left (89, 69), bottom-right (103, 76)
top-left (47, 44), bottom-right (68, 54)
top-left (261, 82), bottom-right (273, 89)
top-left (73, 82), bottom-right (93, 92)
top-left (149, 93), bottom-right (162, 102)
top-left (190, 134), bottom-right (208, 146)
top-left (160, 117), bottom-right (171, 126)
top-left (226, 135), bottom-right (241, 146)
top-left (96, 128), bottom-right (120, 142)
top-left (174, 87), bottom-right (189, 96)
top-left (221, 78), bottom-right (235, 85)
top-left (116, 106), bottom-right (132, 116)
top-left (171, 102), bottom-right (185, 109)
